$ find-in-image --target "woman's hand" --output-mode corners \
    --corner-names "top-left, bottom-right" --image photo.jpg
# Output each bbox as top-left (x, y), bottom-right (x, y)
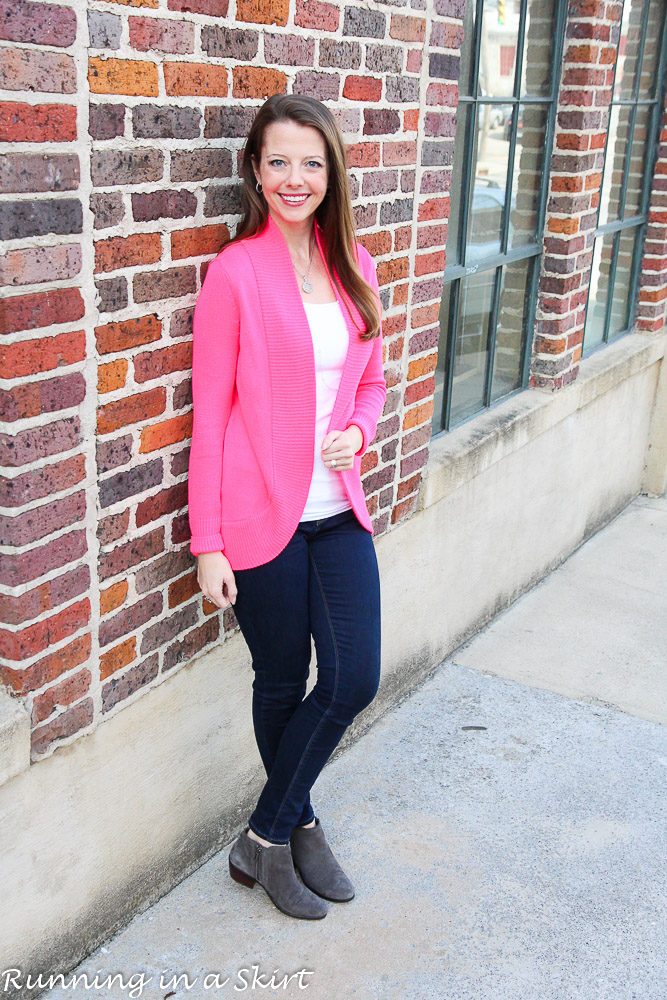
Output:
top-left (196, 551), bottom-right (237, 609)
top-left (321, 425), bottom-right (363, 472)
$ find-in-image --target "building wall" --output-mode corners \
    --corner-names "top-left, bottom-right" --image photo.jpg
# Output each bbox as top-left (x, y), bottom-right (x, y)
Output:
top-left (2, 0), bottom-right (464, 759)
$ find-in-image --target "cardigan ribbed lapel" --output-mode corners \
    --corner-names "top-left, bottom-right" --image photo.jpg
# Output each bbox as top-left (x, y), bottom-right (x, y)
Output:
top-left (247, 213), bottom-right (372, 440)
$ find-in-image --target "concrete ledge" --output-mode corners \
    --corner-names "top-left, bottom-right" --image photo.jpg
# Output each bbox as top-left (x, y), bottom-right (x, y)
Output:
top-left (420, 331), bottom-right (666, 512)
top-left (0, 688), bottom-right (30, 787)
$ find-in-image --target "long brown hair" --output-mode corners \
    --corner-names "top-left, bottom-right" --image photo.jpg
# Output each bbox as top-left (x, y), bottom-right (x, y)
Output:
top-left (220, 94), bottom-right (381, 342)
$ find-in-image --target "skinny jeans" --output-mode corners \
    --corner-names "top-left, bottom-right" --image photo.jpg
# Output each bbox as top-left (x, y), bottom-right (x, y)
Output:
top-left (231, 508), bottom-right (382, 845)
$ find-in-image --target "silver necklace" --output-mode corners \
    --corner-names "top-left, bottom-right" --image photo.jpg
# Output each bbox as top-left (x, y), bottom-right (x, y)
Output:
top-left (290, 231), bottom-right (315, 294)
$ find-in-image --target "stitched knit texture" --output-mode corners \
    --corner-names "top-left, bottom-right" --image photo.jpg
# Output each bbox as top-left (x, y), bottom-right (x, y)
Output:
top-left (187, 213), bottom-right (387, 569)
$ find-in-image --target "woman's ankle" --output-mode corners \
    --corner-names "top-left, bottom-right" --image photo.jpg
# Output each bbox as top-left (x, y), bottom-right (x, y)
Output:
top-left (247, 826), bottom-right (277, 847)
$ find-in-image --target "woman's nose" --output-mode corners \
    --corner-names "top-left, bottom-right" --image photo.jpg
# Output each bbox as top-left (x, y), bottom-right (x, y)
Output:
top-left (287, 165), bottom-right (304, 186)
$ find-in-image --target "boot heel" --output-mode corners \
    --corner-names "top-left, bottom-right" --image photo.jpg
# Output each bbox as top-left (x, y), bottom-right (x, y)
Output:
top-left (229, 858), bottom-right (256, 888)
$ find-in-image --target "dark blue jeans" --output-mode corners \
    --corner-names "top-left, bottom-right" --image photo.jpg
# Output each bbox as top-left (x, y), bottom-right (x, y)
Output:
top-left (232, 507), bottom-right (382, 845)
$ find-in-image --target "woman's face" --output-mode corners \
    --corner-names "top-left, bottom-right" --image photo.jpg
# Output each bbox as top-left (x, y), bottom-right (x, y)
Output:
top-left (251, 120), bottom-right (329, 230)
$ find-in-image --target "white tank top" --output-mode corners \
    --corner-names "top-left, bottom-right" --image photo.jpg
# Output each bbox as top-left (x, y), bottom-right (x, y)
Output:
top-left (300, 299), bottom-right (354, 521)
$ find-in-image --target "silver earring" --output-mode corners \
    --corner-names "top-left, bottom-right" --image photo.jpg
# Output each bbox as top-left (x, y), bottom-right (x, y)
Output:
top-left (256, 180), bottom-right (263, 193)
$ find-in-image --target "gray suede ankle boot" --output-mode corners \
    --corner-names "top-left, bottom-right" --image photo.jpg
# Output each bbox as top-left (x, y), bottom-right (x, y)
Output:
top-left (290, 817), bottom-right (355, 902)
top-left (228, 828), bottom-right (328, 920)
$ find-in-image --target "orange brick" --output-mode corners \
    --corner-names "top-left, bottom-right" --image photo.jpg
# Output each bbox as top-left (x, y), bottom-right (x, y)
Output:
top-left (100, 580), bottom-right (128, 617)
top-left (139, 411), bottom-right (193, 452)
top-left (377, 257), bottom-right (409, 285)
top-left (171, 224), bottom-right (230, 260)
top-left (88, 56), bottom-right (158, 96)
top-left (393, 282), bottom-right (409, 306)
top-left (96, 314), bottom-right (162, 356)
top-left (407, 354), bottom-right (437, 379)
top-left (98, 359), bottom-right (128, 394)
top-left (97, 387), bottom-right (166, 434)
top-left (169, 571), bottom-right (199, 609)
top-left (164, 62), bottom-right (228, 97)
top-left (403, 398), bottom-right (434, 430)
top-left (547, 217), bottom-right (579, 234)
top-left (100, 637), bottom-right (136, 682)
top-left (236, 0), bottom-right (289, 25)
top-left (232, 65), bottom-right (286, 98)
top-left (403, 109), bottom-right (419, 132)
top-left (584, 173), bottom-right (603, 194)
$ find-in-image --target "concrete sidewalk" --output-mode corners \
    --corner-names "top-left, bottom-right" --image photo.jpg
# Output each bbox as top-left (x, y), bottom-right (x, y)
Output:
top-left (40, 492), bottom-right (667, 1000)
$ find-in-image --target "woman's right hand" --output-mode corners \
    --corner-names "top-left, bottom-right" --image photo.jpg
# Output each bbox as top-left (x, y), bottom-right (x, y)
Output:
top-left (196, 551), bottom-right (237, 609)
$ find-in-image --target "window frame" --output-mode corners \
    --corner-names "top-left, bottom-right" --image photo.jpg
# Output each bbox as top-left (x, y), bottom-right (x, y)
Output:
top-left (434, 0), bottom-right (568, 437)
top-left (581, 0), bottom-right (667, 357)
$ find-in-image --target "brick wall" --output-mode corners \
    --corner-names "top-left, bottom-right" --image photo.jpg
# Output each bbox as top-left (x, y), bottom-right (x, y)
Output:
top-left (0, 0), bottom-right (463, 760)
top-left (2, 0), bottom-right (665, 763)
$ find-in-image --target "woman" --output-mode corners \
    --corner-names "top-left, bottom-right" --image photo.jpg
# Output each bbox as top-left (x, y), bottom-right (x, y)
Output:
top-left (187, 94), bottom-right (387, 921)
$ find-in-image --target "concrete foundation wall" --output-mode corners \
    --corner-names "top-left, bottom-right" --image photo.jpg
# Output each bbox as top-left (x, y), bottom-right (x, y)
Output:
top-left (1, 329), bottom-right (664, 987)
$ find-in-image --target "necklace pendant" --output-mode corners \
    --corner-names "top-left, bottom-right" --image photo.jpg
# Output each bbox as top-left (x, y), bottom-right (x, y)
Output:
top-left (302, 279), bottom-right (313, 293)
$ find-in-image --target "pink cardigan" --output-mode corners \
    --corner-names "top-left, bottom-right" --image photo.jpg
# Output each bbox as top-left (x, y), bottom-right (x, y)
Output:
top-left (187, 212), bottom-right (387, 569)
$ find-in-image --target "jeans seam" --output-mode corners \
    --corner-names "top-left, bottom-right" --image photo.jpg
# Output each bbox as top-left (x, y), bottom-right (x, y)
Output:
top-left (265, 549), bottom-right (341, 841)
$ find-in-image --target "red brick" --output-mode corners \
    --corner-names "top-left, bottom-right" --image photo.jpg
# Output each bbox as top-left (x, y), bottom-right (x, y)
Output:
top-left (0, 101), bottom-right (76, 142)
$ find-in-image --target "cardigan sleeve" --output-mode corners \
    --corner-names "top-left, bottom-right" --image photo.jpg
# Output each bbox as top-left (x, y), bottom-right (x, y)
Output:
top-left (187, 255), bottom-right (240, 557)
top-left (347, 245), bottom-right (388, 457)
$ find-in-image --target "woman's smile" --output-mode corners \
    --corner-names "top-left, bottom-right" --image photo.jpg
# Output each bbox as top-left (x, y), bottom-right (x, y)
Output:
top-left (279, 193), bottom-right (310, 205)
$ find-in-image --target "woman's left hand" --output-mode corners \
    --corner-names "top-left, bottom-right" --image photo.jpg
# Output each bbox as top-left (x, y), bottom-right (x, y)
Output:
top-left (321, 425), bottom-right (363, 472)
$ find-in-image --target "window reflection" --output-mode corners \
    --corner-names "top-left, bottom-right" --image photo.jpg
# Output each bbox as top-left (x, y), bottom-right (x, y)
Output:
top-left (491, 257), bottom-right (531, 400)
top-left (639, 0), bottom-right (663, 98)
top-left (450, 270), bottom-right (495, 425)
top-left (584, 233), bottom-right (615, 351)
top-left (608, 228), bottom-right (638, 339)
top-left (614, 0), bottom-right (646, 101)
top-left (466, 103), bottom-right (510, 259)
top-left (479, 2), bottom-right (520, 98)
top-left (624, 105), bottom-right (650, 219)
top-left (509, 104), bottom-right (548, 249)
top-left (599, 105), bottom-right (630, 227)
top-left (521, 0), bottom-right (555, 96)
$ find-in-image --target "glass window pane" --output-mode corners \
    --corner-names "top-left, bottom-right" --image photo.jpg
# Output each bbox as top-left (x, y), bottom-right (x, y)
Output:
top-left (449, 269), bottom-right (496, 426)
top-left (583, 233), bottom-right (615, 353)
top-left (491, 257), bottom-right (531, 401)
top-left (609, 227), bottom-right (638, 338)
top-left (638, 0), bottom-right (664, 99)
top-left (623, 104), bottom-right (650, 219)
top-left (508, 103), bottom-right (549, 249)
top-left (599, 105), bottom-right (631, 226)
top-left (433, 281), bottom-right (454, 433)
top-left (445, 103), bottom-right (471, 268)
top-left (466, 104), bottom-right (510, 262)
top-left (613, 0), bottom-right (645, 101)
top-left (521, 0), bottom-right (556, 97)
top-left (479, 1), bottom-right (520, 98)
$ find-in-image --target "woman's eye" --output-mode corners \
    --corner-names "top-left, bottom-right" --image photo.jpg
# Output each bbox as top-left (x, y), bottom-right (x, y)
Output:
top-left (307, 161), bottom-right (323, 168)
top-left (269, 159), bottom-right (285, 167)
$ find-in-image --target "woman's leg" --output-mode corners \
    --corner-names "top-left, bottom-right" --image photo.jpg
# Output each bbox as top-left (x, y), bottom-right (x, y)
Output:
top-left (232, 526), bottom-right (316, 835)
top-left (247, 509), bottom-right (382, 845)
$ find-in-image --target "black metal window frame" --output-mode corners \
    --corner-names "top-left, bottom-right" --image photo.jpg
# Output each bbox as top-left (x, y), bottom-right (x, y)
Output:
top-left (433, 0), bottom-right (569, 438)
top-left (581, 0), bottom-right (667, 356)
